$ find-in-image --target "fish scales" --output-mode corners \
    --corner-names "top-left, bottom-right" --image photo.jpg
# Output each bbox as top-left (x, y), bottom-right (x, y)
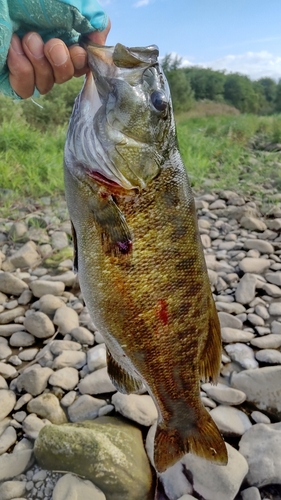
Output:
top-left (64, 40), bottom-right (227, 473)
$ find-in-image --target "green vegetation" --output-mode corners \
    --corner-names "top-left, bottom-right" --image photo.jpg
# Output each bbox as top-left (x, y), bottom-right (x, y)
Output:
top-left (0, 77), bottom-right (281, 214)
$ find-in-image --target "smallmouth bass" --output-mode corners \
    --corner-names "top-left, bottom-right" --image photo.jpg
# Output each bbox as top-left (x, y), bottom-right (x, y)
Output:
top-left (64, 39), bottom-right (228, 473)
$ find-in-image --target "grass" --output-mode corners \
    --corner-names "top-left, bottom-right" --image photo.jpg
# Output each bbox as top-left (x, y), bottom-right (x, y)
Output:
top-left (0, 92), bottom-right (281, 215)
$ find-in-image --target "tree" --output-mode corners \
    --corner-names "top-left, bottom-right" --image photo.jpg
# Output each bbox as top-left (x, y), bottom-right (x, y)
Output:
top-left (274, 79), bottom-right (281, 112)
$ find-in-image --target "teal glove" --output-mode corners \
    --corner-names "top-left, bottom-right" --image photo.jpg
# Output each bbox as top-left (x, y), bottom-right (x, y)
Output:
top-left (0, 0), bottom-right (108, 98)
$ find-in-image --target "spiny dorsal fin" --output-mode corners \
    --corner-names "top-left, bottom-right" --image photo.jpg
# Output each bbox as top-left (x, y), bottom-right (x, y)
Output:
top-left (107, 349), bottom-right (144, 394)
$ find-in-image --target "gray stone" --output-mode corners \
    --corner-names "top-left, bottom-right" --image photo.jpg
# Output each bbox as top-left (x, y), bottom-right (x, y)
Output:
top-left (18, 289), bottom-right (33, 305)
top-left (231, 366), bottom-right (281, 418)
top-left (38, 294), bottom-right (66, 315)
top-left (244, 239), bottom-right (274, 254)
top-left (16, 365), bottom-right (53, 396)
top-left (221, 327), bottom-right (255, 343)
top-left (18, 348), bottom-right (39, 361)
top-left (70, 326), bottom-right (94, 346)
top-left (239, 258), bottom-right (272, 274)
top-left (0, 273), bottom-right (28, 296)
top-left (218, 312), bottom-right (243, 330)
top-left (14, 393), bottom-right (32, 411)
top-left (251, 411), bottom-right (271, 424)
top-left (239, 422), bottom-right (281, 487)
top-left (0, 375), bottom-right (8, 389)
top-left (29, 280), bottom-right (65, 298)
top-left (22, 413), bottom-right (51, 440)
top-left (262, 282), bottom-right (281, 297)
top-left (78, 367), bottom-right (116, 394)
top-left (215, 302), bottom-right (246, 314)
top-left (203, 384), bottom-right (246, 405)
top-left (50, 339), bottom-right (81, 355)
top-left (255, 349), bottom-right (281, 364)
top-left (271, 320), bottom-right (281, 334)
top-left (87, 343), bottom-right (107, 371)
top-left (235, 273), bottom-right (257, 304)
top-left (210, 406), bottom-right (252, 436)
top-left (112, 393), bottom-right (158, 426)
top-left (60, 391), bottom-right (77, 407)
top-left (48, 270), bottom-right (76, 287)
top-left (0, 324), bottom-right (25, 337)
top-left (27, 393), bottom-right (67, 424)
top-left (9, 241), bottom-right (40, 269)
top-left (240, 216), bottom-right (266, 232)
top-left (0, 426), bottom-right (17, 454)
top-left (0, 390), bottom-right (16, 420)
top-left (267, 218), bottom-right (281, 230)
top-left (0, 480), bottom-right (27, 500)
top-left (248, 313), bottom-right (265, 326)
top-left (225, 343), bottom-right (258, 369)
top-left (67, 395), bottom-right (106, 422)
top-left (53, 473), bottom-right (106, 500)
top-left (269, 302), bottom-right (281, 316)
top-left (10, 331), bottom-right (35, 347)
top-left (0, 449), bottom-right (33, 481)
top-left (49, 367), bottom-right (79, 390)
top-left (0, 363), bottom-right (17, 379)
top-left (34, 417), bottom-right (153, 500)
top-left (51, 231), bottom-right (69, 249)
top-left (0, 343), bottom-right (12, 359)
top-left (241, 487), bottom-right (261, 500)
top-left (24, 312), bottom-right (55, 339)
top-left (52, 350), bottom-right (86, 370)
top-left (251, 334), bottom-right (281, 349)
top-left (0, 306), bottom-right (26, 324)
top-left (254, 304), bottom-right (269, 320)
top-left (53, 306), bottom-right (79, 334)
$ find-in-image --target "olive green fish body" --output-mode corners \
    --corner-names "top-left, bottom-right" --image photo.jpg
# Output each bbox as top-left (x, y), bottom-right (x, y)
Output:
top-left (64, 41), bottom-right (227, 473)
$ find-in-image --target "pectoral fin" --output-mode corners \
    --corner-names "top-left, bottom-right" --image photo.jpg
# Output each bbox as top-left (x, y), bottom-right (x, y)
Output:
top-left (90, 193), bottom-right (133, 257)
top-left (107, 349), bottom-right (144, 394)
top-left (70, 221), bottom-right (78, 273)
top-left (199, 292), bottom-right (222, 383)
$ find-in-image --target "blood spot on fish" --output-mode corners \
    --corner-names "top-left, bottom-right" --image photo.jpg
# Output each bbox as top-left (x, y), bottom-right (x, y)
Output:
top-left (117, 240), bottom-right (133, 254)
top-left (157, 299), bottom-right (169, 326)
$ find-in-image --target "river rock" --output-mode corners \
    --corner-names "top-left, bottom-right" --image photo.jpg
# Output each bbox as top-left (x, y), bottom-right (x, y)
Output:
top-left (22, 413), bottom-right (51, 440)
top-left (244, 239), bottom-right (274, 254)
top-left (221, 327), bottom-right (255, 343)
top-left (53, 473), bottom-right (106, 500)
top-left (231, 366), bottom-right (281, 417)
top-left (235, 273), bottom-right (257, 304)
top-left (265, 272), bottom-right (281, 286)
top-left (29, 280), bottom-right (65, 298)
top-left (67, 394), bottom-right (106, 422)
top-left (268, 302), bottom-right (281, 316)
top-left (251, 334), bottom-right (281, 349)
top-left (0, 324), bottom-right (25, 337)
top-left (240, 216), bottom-right (266, 232)
top-left (160, 443), bottom-right (248, 500)
top-left (239, 422), bottom-right (281, 487)
top-left (218, 312), bottom-right (243, 329)
top-left (27, 393), bottom-right (67, 424)
top-left (34, 416), bottom-right (154, 500)
top-left (112, 393), bottom-right (158, 426)
top-left (38, 294), bottom-right (66, 315)
top-left (203, 384), bottom-right (246, 405)
top-left (87, 343), bottom-right (107, 371)
top-left (239, 258), bottom-right (272, 274)
top-left (78, 367), bottom-right (116, 394)
top-left (70, 326), bottom-right (94, 345)
top-left (0, 426), bottom-right (17, 454)
top-left (16, 365), bottom-right (53, 396)
top-left (241, 487), bottom-right (261, 500)
top-left (0, 306), bottom-right (26, 325)
top-left (51, 231), bottom-right (69, 250)
top-left (210, 405), bottom-right (252, 436)
top-left (24, 312), bottom-right (55, 339)
top-left (9, 241), bottom-right (40, 269)
top-left (0, 479), bottom-right (27, 500)
top-left (225, 343), bottom-right (258, 369)
top-left (53, 306), bottom-right (79, 334)
top-left (0, 389), bottom-right (16, 421)
top-left (255, 349), bottom-right (281, 364)
top-left (49, 339), bottom-right (81, 355)
top-left (0, 273), bottom-right (28, 296)
top-left (48, 367), bottom-right (79, 390)
top-left (0, 448), bottom-right (33, 481)
top-left (52, 350), bottom-right (86, 370)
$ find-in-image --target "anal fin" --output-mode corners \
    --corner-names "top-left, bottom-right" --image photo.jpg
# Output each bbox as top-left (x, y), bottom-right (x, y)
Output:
top-left (199, 292), bottom-right (222, 383)
top-left (107, 349), bottom-right (145, 394)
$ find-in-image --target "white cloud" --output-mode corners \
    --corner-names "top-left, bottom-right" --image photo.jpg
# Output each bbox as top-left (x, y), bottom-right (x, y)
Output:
top-left (134, 0), bottom-right (151, 7)
top-left (202, 51), bottom-right (281, 81)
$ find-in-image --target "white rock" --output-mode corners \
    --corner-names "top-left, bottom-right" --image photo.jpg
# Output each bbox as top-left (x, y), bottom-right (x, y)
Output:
top-left (231, 366), bottom-right (281, 417)
top-left (0, 375), bottom-right (8, 390)
top-left (203, 384), bottom-right (246, 405)
top-left (271, 320), bottom-right (281, 334)
top-left (49, 367), bottom-right (79, 390)
top-left (78, 367), bottom-right (116, 394)
top-left (60, 391), bottom-right (77, 407)
top-left (0, 426), bottom-right (17, 455)
top-left (10, 331), bottom-right (35, 347)
top-left (22, 413), bottom-right (51, 440)
top-left (221, 327), bottom-right (254, 343)
top-left (239, 258), bottom-right (272, 274)
top-left (68, 394), bottom-right (106, 422)
top-left (0, 479), bottom-right (27, 500)
top-left (0, 449), bottom-right (33, 481)
top-left (210, 405), bottom-right (251, 436)
top-left (70, 326), bottom-right (94, 345)
top-left (49, 339), bottom-right (81, 355)
top-left (52, 350), bottom-right (86, 370)
top-left (29, 280), bottom-right (65, 298)
top-left (248, 313), bottom-right (264, 326)
top-left (0, 273), bottom-right (28, 296)
top-left (160, 443), bottom-right (248, 500)
top-left (0, 343), bottom-right (12, 359)
top-left (14, 394), bottom-right (33, 411)
top-left (254, 304), bottom-right (269, 320)
top-left (255, 349), bottom-right (281, 364)
top-left (251, 334), bottom-right (281, 349)
top-left (265, 272), bottom-right (281, 286)
top-left (0, 390), bottom-right (16, 421)
top-left (18, 289), bottom-right (33, 305)
top-left (24, 311), bottom-right (55, 339)
top-left (112, 393), bottom-right (158, 426)
top-left (87, 343), bottom-right (107, 372)
top-left (48, 270), bottom-right (76, 287)
top-left (235, 273), bottom-right (257, 304)
top-left (18, 348), bottom-right (39, 361)
top-left (51, 231), bottom-right (69, 250)
top-left (239, 422), bottom-right (281, 487)
top-left (0, 363), bottom-right (17, 379)
top-left (269, 302), bottom-right (281, 316)
top-left (0, 324), bottom-right (25, 337)
top-left (244, 239), bottom-right (274, 254)
top-left (16, 365), bottom-right (53, 396)
top-left (53, 473), bottom-right (106, 500)
top-left (53, 306), bottom-right (79, 334)
top-left (240, 216), bottom-right (266, 232)
top-left (27, 393), bottom-right (67, 425)
top-left (9, 241), bottom-right (40, 269)
top-left (241, 486), bottom-right (261, 500)
top-left (216, 301), bottom-right (245, 314)
top-left (38, 294), bottom-right (66, 315)
top-left (218, 312), bottom-right (243, 329)
top-left (251, 411), bottom-right (271, 424)
top-left (0, 307), bottom-right (26, 325)
top-left (225, 343), bottom-right (258, 369)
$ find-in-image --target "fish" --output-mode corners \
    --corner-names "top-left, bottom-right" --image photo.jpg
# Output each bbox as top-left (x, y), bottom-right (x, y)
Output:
top-left (64, 38), bottom-right (228, 474)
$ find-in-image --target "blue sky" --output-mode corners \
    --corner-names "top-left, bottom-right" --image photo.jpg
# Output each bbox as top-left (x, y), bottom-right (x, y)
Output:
top-left (99, 0), bottom-right (281, 80)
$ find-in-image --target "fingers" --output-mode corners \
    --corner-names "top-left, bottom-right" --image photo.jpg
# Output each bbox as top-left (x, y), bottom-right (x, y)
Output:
top-left (22, 33), bottom-right (55, 94)
top-left (7, 34), bottom-right (35, 98)
top-left (88, 18), bottom-right (111, 45)
top-left (44, 39), bottom-right (74, 84)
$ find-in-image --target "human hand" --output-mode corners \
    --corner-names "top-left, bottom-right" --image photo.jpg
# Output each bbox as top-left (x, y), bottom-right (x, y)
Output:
top-left (0, 0), bottom-right (110, 99)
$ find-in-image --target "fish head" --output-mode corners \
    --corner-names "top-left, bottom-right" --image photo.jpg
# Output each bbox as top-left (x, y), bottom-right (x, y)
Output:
top-left (65, 39), bottom-right (176, 193)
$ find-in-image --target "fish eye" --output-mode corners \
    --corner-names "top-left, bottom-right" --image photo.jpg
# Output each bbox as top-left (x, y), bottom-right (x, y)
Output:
top-left (150, 90), bottom-right (168, 112)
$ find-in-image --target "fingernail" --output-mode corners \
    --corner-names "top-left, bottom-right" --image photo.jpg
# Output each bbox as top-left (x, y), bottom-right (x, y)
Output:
top-left (73, 53), bottom-right (87, 70)
top-left (25, 33), bottom-right (43, 58)
top-left (11, 35), bottom-right (24, 55)
top-left (47, 43), bottom-right (69, 66)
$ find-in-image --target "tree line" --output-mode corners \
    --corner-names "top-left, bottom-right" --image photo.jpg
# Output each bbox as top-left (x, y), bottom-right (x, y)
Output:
top-left (162, 54), bottom-right (281, 114)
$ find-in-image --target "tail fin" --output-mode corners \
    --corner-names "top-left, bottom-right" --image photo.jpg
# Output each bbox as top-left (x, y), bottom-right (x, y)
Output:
top-left (154, 406), bottom-right (228, 473)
